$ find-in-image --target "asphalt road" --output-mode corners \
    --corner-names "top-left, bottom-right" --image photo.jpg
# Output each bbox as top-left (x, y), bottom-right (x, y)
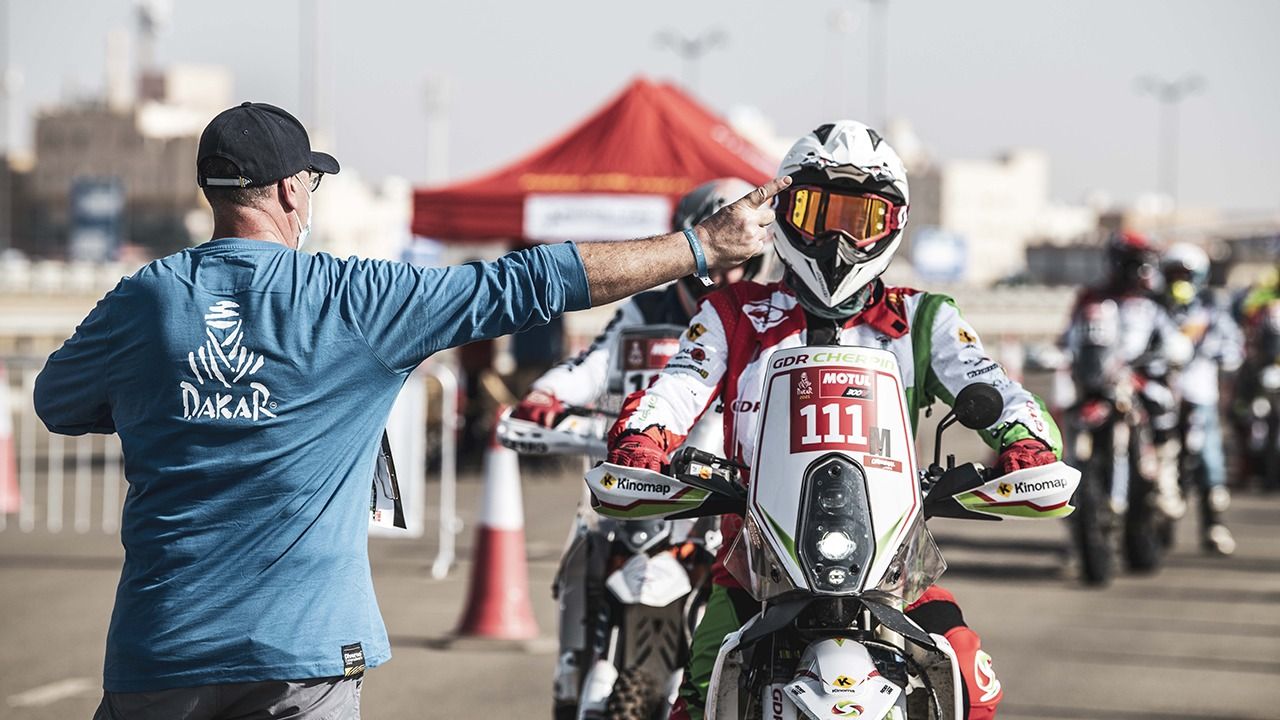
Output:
top-left (2, 467), bottom-right (1279, 720)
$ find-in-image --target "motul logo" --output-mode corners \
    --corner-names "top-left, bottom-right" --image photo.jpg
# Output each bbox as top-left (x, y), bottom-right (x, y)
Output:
top-left (821, 372), bottom-right (870, 386)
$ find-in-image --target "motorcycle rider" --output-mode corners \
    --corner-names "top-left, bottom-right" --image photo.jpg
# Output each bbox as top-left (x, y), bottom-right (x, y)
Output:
top-left (607, 121), bottom-right (1063, 720)
top-left (1231, 263), bottom-right (1280, 489)
top-left (1062, 231), bottom-right (1193, 519)
top-left (510, 178), bottom-right (765, 717)
top-left (1160, 243), bottom-right (1242, 554)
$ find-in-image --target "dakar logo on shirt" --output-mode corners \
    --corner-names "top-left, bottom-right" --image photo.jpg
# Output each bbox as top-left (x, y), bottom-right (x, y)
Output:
top-left (179, 301), bottom-right (277, 421)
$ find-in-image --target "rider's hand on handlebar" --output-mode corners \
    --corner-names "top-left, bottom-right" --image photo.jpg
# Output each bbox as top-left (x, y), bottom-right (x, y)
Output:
top-left (997, 439), bottom-right (1058, 475)
top-left (512, 390), bottom-right (565, 428)
top-left (607, 428), bottom-right (668, 472)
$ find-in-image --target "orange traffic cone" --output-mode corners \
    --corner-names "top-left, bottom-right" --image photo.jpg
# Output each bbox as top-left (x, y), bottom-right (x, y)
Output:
top-left (0, 365), bottom-right (18, 515)
top-left (454, 408), bottom-right (539, 640)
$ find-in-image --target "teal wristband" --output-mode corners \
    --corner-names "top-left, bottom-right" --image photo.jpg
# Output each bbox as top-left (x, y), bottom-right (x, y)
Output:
top-left (682, 228), bottom-right (713, 287)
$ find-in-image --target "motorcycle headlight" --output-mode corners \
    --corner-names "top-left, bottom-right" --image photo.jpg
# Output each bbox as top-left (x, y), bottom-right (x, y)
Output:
top-left (799, 456), bottom-right (875, 593)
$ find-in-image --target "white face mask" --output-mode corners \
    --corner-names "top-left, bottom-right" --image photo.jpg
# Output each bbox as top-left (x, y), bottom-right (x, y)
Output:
top-left (295, 178), bottom-right (313, 250)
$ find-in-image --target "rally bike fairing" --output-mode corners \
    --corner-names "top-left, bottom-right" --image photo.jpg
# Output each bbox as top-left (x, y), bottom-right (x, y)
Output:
top-left (587, 347), bottom-right (1079, 719)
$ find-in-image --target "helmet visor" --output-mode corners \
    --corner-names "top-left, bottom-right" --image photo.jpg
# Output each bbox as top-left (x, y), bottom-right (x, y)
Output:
top-left (782, 186), bottom-right (905, 255)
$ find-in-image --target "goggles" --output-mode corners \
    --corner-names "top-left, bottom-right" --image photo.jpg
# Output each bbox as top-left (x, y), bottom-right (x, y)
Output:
top-left (780, 185), bottom-right (905, 252)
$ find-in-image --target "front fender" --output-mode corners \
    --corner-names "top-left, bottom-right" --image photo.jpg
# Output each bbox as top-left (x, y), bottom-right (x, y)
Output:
top-left (784, 638), bottom-right (903, 720)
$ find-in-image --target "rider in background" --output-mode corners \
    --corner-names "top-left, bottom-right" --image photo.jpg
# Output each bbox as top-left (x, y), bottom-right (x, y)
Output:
top-left (1062, 231), bottom-right (1193, 518)
top-left (1230, 261), bottom-right (1280, 489)
top-left (607, 121), bottom-right (1062, 720)
top-left (510, 178), bottom-right (767, 717)
top-left (1160, 243), bottom-right (1243, 555)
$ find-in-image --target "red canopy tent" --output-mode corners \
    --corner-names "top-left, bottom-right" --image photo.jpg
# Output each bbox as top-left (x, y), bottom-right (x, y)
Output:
top-left (412, 78), bottom-right (777, 243)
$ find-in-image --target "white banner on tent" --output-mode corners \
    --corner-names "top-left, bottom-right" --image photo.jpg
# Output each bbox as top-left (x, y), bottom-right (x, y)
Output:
top-left (524, 194), bottom-right (672, 242)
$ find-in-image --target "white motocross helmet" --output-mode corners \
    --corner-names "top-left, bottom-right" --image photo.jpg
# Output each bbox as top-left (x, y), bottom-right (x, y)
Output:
top-left (773, 121), bottom-right (909, 318)
top-left (1161, 242), bottom-right (1211, 306)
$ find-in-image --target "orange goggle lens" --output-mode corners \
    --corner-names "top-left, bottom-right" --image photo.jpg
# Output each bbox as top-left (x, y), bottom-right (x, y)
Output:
top-left (784, 187), bottom-right (902, 248)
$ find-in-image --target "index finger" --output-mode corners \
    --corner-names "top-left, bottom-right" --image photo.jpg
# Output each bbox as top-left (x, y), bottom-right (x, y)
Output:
top-left (742, 175), bottom-right (792, 208)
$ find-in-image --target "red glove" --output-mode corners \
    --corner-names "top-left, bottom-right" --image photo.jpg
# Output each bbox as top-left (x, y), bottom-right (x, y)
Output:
top-left (607, 427), bottom-right (669, 472)
top-left (511, 390), bottom-right (564, 428)
top-left (997, 439), bottom-right (1057, 474)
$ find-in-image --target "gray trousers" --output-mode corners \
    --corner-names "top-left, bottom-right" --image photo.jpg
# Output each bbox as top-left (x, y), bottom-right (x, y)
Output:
top-left (92, 676), bottom-right (361, 720)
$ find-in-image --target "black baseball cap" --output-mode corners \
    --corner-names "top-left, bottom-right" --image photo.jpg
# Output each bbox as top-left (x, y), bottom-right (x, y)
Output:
top-left (197, 102), bottom-right (340, 188)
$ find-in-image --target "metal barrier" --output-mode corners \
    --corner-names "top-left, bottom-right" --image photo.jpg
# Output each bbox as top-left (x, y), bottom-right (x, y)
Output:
top-left (1, 356), bottom-right (463, 560)
top-left (0, 358), bottom-right (124, 534)
top-left (428, 364), bottom-right (462, 579)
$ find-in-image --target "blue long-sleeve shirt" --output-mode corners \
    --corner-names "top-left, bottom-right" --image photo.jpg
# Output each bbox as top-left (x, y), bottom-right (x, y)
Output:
top-left (33, 238), bottom-right (591, 692)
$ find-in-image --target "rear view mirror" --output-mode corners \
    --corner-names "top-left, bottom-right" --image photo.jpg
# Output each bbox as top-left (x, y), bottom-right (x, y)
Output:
top-left (932, 382), bottom-right (1006, 470)
top-left (952, 383), bottom-right (1004, 430)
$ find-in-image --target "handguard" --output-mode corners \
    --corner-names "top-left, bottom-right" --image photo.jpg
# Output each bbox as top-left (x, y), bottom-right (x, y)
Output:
top-left (585, 453), bottom-right (746, 520)
top-left (496, 406), bottom-right (608, 457)
top-left (952, 461), bottom-right (1080, 520)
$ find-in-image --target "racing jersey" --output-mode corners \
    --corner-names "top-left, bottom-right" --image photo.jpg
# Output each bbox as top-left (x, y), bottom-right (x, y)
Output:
top-left (1168, 292), bottom-right (1244, 406)
top-left (611, 280), bottom-right (1061, 476)
top-left (1061, 288), bottom-right (1193, 375)
top-left (530, 283), bottom-right (692, 407)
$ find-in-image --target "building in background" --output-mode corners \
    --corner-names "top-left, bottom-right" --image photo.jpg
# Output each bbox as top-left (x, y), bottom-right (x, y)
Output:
top-left (20, 64), bottom-right (230, 260)
top-left (904, 148), bottom-right (1098, 286)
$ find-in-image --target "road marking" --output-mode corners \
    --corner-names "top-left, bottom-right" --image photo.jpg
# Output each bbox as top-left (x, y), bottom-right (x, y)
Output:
top-left (7, 677), bottom-right (97, 707)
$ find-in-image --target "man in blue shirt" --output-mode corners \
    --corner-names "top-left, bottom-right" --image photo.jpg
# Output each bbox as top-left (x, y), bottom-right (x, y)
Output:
top-left (34, 102), bottom-right (788, 719)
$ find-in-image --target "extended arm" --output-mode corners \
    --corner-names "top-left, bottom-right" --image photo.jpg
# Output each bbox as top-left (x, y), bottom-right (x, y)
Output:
top-left (576, 176), bottom-right (788, 305)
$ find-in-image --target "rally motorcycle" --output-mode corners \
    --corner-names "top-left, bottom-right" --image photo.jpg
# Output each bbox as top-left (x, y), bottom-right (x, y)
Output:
top-left (498, 325), bottom-right (722, 720)
top-left (1065, 298), bottom-right (1171, 585)
top-left (585, 346), bottom-right (1079, 720)
top-left (1238, 300), bottom-right (1280, 490)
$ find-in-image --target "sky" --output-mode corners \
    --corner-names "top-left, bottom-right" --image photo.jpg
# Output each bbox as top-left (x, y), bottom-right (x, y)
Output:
top-left (3, 0), bottom-right (1278, 213)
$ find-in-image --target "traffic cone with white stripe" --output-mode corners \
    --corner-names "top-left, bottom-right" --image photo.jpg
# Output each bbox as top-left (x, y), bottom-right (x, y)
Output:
top-left (0, 365), bottom-right (18, 515)
top-left (454, 407), bottom-right (539, 639)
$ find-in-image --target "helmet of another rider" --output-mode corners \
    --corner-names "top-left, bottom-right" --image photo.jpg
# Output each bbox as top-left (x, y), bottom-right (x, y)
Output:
top-left (772, 121), bottom-right (909, 319)
top-left (672, 177), bottom-right (766, 298)
top-left (1105, 230), bottom-right (1161, 294)
top-left (1161, 242), bottom-right (1210, 306)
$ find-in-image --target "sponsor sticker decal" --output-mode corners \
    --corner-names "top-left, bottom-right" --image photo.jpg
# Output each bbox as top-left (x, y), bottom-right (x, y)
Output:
top-left (831, 700), bottom-right (863, 717)
top-left (957, 327), bottom-right (977, 344)
top-left (795, 372), bottom-right (814, 399)
top-left (832, 675), bottom-right (856, 689)
top-left (744, 299), bottom-right (787, 333)
top-left (863, 455), bottom-right (903, 473)
top-left (819, 369), bottom-right (875, 401)
top-left (686, 322), bottom-right (707, 341)
top-left (965, 363), bottom-right (1000, 380)
top-left (600, 473), bottom-right (617, 490)
top-left (997, 481), bottom-right (1013, 498)
top-left (975, 650), bottom-right (1002, 702)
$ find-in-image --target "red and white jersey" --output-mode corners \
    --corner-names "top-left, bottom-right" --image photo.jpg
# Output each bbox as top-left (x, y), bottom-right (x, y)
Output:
top-left (611, 280), bottom-right (1060, 469)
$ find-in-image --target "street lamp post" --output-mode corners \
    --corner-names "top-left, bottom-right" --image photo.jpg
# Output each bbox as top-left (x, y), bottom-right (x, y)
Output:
top-left (1135, 75), bottom-right (1204, 209)
top-left (863, 0), bottom-right (890, 130)
top-left (655, 29), bottom-right (726, 96)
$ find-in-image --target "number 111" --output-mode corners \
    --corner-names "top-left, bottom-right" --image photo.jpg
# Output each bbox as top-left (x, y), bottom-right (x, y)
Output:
top-left (799, 402), bottom-right (868, 446)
